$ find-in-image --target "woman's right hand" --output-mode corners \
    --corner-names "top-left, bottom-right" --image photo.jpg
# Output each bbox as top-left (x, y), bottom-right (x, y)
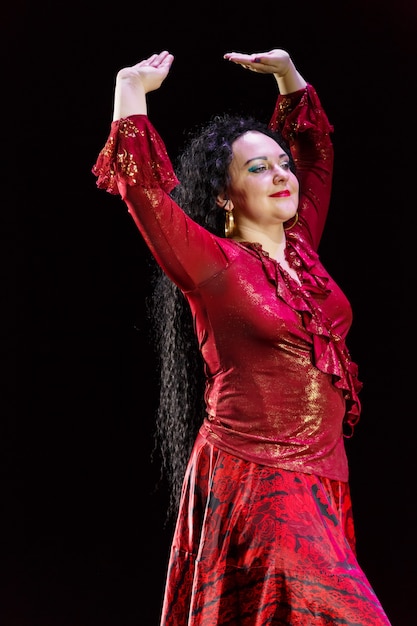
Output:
top-left (113, 51), bottom-right (174, 120)
top-left (117, 51), bottom-right (174, 94)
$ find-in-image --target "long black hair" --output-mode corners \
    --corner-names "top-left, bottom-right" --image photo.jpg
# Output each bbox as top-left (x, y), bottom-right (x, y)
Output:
top-left (148, 113), bottom-right (294, 520)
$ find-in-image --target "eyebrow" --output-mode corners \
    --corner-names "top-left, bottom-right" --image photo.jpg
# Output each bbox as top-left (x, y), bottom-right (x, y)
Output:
top-left (244, 152), bottom-right (289, 166)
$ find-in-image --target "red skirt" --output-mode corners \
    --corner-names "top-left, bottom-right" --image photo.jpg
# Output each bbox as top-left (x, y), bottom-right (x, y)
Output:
top-left (160, 433), bottom-right (391, 625)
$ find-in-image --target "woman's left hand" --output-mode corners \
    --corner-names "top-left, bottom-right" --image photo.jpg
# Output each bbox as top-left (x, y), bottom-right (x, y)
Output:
top-left (224, 49), bottom-right (291, 77)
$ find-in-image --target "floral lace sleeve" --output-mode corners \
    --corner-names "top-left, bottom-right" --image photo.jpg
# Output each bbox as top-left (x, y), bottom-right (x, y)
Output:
top-left (92, 115), bottom-right (179, 195)
top-left (269, 83), bottom-right (334, 145)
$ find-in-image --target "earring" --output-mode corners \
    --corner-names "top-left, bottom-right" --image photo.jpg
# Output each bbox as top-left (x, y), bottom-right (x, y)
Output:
top-left (224, 203), bottom-right (235, 238)
top-left (284, 212), bottom-right (299, 231)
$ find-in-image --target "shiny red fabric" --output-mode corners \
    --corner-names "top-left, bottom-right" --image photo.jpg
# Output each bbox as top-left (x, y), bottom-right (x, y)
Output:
top-left (93, 86), bottom-right (361, 479)
top-left (162, 434), bottom-right (390, 625)
top-left (93, 85), bottom-right (391, 624)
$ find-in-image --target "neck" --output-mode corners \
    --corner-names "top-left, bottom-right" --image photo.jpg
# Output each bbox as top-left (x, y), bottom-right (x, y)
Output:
top-left (232, 225), bottom-right (286, 260)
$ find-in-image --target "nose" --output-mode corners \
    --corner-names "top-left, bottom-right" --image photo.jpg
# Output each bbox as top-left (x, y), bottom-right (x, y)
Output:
top-left (273, 164), bottom-right (289, 183)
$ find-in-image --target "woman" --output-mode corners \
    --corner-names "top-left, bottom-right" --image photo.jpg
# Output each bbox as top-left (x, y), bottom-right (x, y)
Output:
top-left (93, 49), bottom-right (391, 625)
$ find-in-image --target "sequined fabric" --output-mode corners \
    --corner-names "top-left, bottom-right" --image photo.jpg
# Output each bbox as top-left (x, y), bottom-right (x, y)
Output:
top-left (93, 85), bottom-right (361, 479)
top-left (93, 116), bottom-right (179, 195)
top-left (92, 84), bottom-right (391, 624)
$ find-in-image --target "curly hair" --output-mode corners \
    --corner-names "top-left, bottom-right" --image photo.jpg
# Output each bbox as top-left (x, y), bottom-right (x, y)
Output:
top-left (148, 113), bottom-right (294, 520)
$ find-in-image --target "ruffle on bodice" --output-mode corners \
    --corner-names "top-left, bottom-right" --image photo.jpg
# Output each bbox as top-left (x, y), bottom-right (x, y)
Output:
top-left (239, 231), bottom-right (362, 435)
top-left (92, 106), bottom-right (361, 436)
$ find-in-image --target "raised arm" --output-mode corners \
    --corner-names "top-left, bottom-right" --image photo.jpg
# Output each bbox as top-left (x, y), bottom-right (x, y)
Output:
top-left (112, 50), bottom-right (174, 120)
top-left (225, 48), bottom-right (333, 249)
top-left (223, 48), bottom-right (307, 94)
top-left (94, 50), bottom-right (231, 291)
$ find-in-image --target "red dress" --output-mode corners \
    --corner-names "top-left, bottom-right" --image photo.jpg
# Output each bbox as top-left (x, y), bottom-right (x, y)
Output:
top-left (93, 85), bottom-right (391, 625)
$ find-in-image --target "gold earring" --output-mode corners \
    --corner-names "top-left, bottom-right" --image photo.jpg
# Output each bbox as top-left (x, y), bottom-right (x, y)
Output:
top-left (284, 212), bottom-right (299, 231)
top-left (224, 208), bottom-right (235, 238)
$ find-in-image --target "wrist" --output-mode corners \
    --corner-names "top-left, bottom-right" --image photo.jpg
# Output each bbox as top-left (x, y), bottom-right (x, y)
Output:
top-left (113, 80), bottom-right (147, 120)
top-left (275, 59), bottom-right (307, 95)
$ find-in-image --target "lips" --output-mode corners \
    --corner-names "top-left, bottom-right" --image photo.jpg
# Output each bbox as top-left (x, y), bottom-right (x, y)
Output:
top-left (269, 190), bottom-right (290, 197)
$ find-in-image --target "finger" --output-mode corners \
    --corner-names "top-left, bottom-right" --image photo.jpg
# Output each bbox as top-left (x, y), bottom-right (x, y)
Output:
top-left (157, 50), bottom-right (171, 62)
top-left (224, 53), bottom-right (253, 63)
top-left (224, 54), bottom-right (267, 72)
top-left (160, 52), bottom-right (174, 66)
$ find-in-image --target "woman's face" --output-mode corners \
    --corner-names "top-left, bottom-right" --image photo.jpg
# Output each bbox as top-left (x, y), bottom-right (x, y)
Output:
top-left (227, 131), bottom-right (299, 231)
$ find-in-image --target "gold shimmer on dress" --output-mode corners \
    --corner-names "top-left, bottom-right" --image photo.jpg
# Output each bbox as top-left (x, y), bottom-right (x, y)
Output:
top-left (93, 81), bottom-right (391, 626)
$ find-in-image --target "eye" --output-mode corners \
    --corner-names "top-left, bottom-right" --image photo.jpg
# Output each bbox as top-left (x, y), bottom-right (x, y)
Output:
top-left (280, 161), bottom-right (291, 170)
top-left (248, 164), bottom-right (267, 173)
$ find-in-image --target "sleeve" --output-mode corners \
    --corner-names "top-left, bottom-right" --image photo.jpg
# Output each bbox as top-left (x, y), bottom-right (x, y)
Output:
top-left (269, 84), bottom-right (334, 251)
top-left (92, 115), bottom-right (179, 195)
top-left (92, 115), bottom-right (229, 291)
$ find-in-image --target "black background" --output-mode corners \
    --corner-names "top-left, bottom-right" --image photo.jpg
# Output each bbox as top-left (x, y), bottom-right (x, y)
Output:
top-left (3, 1), bottom-right (416, 624)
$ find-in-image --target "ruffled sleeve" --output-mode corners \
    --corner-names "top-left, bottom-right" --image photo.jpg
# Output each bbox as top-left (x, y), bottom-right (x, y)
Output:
top-left (269, 83), bottom-right (334, 145)
top-left (269, 84), bottom-right (335, 253)
top-left (92, 115), bottom-right (179, 196)
top-left (92, 115), bottom-right (231, 292)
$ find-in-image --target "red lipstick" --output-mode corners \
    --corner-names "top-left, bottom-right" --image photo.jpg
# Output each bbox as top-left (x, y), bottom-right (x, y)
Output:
top-left (269, 190), bottom-right (290, 197)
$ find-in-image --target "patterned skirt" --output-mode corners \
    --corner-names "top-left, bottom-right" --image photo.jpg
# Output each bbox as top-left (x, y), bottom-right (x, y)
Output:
top-left (160, 433), bottom-right (391, 625)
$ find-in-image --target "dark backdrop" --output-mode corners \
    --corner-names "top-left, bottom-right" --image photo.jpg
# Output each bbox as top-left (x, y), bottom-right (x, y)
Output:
top-left (3, 1), bottom-right (416, 624)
